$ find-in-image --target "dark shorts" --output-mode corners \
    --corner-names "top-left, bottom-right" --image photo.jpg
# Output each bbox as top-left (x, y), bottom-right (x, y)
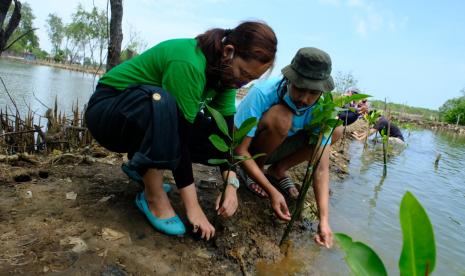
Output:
top-left (266, 131), bottom-right (309, 164)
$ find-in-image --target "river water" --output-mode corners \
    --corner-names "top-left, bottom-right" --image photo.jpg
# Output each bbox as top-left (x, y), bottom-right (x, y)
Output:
top-left (0, 59), bottom-right (96, 118)
top-left (2, 59), bottom-right (465, 275)
top-left (284, 129), bottom-right (465, 275)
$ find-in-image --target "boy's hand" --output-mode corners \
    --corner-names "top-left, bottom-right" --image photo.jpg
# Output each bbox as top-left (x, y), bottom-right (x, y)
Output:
top-left (314, 221), bottom-right (333, 248)
top-left (270, 192), bottom-right (291, 221)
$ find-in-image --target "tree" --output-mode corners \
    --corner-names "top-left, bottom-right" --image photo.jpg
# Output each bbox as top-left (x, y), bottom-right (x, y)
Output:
top-left (8, 2), bottom-right (38, 53)
top-left (439, 93), bottom-right (465, 125)
top-left (106, 0), bottom-right (123, 71)
top-left (334, 71), bottom-right (358, 94)
top-left (0, 0), bottom-right (21, 54)
top-left (64, 20), bottom-right (86, 64)
top-left (94, 9), bottom-right (107, 65)
top-left (46, 13), bottom-right (64, 56)
top-left (120, 24), bottom-right (147, 62)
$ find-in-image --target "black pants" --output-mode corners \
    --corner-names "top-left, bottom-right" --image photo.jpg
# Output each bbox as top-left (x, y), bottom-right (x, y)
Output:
top-left (85, 84), bottom-right (229, 188)
top-left (337, 110), bottom-right (359, 126)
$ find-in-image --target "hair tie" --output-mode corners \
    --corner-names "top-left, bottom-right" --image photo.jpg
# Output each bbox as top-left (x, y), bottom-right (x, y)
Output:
top-left (224, 29), bottom-right (233, 36)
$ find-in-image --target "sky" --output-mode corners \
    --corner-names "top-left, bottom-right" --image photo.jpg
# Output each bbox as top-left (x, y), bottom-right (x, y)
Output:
top-left (27, 0), bottom-right (465, 110)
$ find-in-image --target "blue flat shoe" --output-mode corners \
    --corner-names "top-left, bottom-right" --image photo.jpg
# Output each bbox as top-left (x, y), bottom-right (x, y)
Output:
top-left (135, 192), bottom-right (185, 236)
top-left (121, 163), bottom-right (172, 193)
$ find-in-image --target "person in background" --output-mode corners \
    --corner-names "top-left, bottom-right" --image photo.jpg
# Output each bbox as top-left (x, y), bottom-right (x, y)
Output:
top-left (85, 21), bottom-right (277, 240)
top-left (332, 87), bottom-right (368, 143)
top-left (352, 112), bottom-right (405, 144)
top-left (234, 47), bottom-right (335, 248)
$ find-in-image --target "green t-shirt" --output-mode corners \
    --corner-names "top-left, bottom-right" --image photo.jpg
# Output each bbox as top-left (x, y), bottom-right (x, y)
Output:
top-left (98, 38), bottom-right (236, 123)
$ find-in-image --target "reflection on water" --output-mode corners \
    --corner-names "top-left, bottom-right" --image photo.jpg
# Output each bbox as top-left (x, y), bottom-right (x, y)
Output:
top-left (308, 129), bottom-right (465, 275)
top-left (0, 59), bottom-right (96, 117)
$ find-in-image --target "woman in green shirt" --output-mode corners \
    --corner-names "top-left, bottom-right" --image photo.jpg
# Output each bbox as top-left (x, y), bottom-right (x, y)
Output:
top-left (85, 21), bottom-right (277, 239)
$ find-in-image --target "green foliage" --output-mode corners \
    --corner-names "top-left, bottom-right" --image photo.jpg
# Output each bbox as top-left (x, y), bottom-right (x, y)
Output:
top-left (233, 117), bottom-right (257, 148)
top-left (205, 104), bottom-right (259, 166)
top-left (7, 2), bottom-right (39, 54)
top-left (438, 95), bottom-right (465, 125)
top-left (205, 104), bottom-right (260, 210)
top-left (120, 49), bottom-right (137, 62)
top-left (53, 49), bottom-right (65, 62)
top-left (335, 233), bottom-right (387, 276)
top-left (58, 4), bottom-right (108, 65)
top-left (122, 25), bottom-right (148, 57)
top-left (31, 48), bottom-right (48, 59)
top-left (366, 110), bottom-right (382, 125)
top-left (208, 134), bottom-right (229, 152)
top-left (399, 192), bottom-right (436, 275)
top-left (206, 105), bottom-right (230, 138)
top-left (336, 192), bottom-right (436, 276)
top-left (46, 13), bottom-right (65, 55)
top-left (370, 100), bottom-right (439, 121)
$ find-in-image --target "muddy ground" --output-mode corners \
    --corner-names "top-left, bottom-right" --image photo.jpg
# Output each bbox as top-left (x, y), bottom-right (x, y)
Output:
top-left (0, 124), bottom-right (361, 275)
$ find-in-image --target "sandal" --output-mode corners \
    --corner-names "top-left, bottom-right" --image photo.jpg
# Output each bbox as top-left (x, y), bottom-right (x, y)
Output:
top-left (265, 174), bottom-right (299, 199)
top-left (135, 192), bottom-right (186, 236)
top-left (121, 163), bottom-right (171, 193)
top-left (237, 168), bottom-right (268, 198)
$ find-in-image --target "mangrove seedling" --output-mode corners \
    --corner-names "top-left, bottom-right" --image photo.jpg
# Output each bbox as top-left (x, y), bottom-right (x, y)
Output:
top-left (280, 91), bottom-right (370, 245)
top-left (205, 105), bottom-right (264, 208)
top-left (380, 128), bottom-right (388, 176)
top-left (336, 191), bottom-right (436, 276)
top-left (363, 110), bottom-right (382, 149)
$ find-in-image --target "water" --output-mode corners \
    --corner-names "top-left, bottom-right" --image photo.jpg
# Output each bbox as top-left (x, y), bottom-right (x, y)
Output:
top-left (0, 59), bottom-right (96, 118)
top-left (309, 129), bottom-right (465, 275)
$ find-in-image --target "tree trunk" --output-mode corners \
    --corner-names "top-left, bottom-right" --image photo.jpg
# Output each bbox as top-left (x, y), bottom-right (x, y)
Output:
top-left (0, 0), bottom-right (22, 55)
top-left (106, 0), bottom-right (123, 72)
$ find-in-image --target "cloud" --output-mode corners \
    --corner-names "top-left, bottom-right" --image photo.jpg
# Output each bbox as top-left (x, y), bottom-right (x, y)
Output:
top-left (343, 0), bottom-right (404, 37)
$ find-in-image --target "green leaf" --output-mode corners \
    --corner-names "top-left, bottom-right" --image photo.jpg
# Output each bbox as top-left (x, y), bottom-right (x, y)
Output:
top-left (399, 191), bottom-right (436, 276)
top-left (335, 233), bottom-right (388, 276)
top-left (208, 158), bottom-right (229, 165)
top-left (334, 93), bottom-right (371, 107)
top-left (347, 93), bottom-right (371, 102)
top-left (208, 134), bottom-right (229, 152)
top-left (233, 117), bottom-right (258, 146)
top-left (206, 105), bottom-right (230, 138)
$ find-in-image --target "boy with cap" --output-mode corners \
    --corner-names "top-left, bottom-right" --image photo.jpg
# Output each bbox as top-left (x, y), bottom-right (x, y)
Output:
top-left (234, 47), bottom-right (334, 248)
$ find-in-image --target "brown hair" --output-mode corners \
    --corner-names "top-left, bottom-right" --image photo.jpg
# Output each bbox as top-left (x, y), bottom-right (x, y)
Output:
top-left (196, 21), bottom-right (277, 90)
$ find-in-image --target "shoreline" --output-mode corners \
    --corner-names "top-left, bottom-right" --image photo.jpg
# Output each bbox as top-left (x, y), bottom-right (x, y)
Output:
top-left (1, 55), bottom-right (105, 76)
top-left (392, 114), bottom-right (465, 135)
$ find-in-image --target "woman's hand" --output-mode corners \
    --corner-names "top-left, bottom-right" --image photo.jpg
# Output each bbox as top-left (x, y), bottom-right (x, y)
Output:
top-left (180, 184), bottom-right (215, 240)
top-left (186, 205), bottom-right (215, 240)
top-left (215, 184), bottom-right (238, 218)
top-left (314, 220), bottom-right (333, 248)
top-left (270, 191), bottom-right (291, 221)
